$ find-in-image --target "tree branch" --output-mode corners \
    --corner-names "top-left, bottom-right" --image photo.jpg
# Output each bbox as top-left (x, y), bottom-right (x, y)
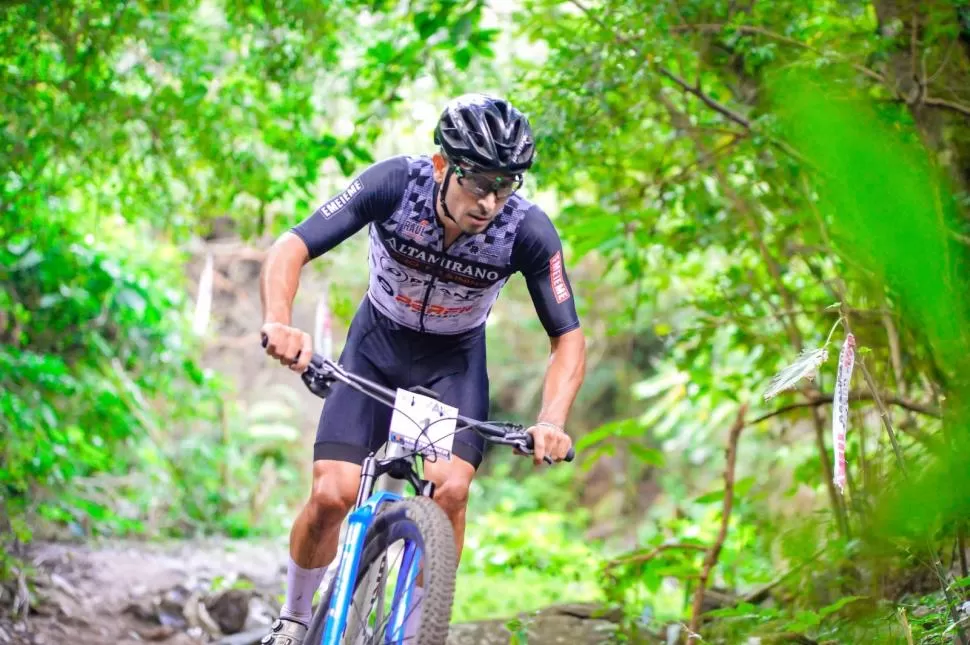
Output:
top-left (750, 391), bottom-right (941, 425)
top-left (656, 65), bottom-right (751, 129)
top-left (742, 545), bottom-right (828, 604)
top-left (670, 23), bottom-right (970, 118)
top-left (810, 405), bottom-right (850, 537)
top-left (669, 23), bottom-right (887, 84)
top-left (606, 543), bottom-right (708, 570)
top-left (567, 0), bottom-right (752, 129)
top-left (921, 96), bottom-right (970, 118)
top-left (857, 356), bottom-right (908, 475)
top-left (688, 404), bottom-right (747, 643)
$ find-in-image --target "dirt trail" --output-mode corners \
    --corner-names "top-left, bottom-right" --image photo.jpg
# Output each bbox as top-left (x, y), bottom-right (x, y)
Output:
top-left (1, 538), bottom-right (287, 645)
top-left (1, 538), bottom-right (620, 645)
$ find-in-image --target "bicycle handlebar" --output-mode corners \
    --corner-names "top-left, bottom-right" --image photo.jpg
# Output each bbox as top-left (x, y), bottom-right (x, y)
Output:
top-left (262, 336), bottom-right (574, 464)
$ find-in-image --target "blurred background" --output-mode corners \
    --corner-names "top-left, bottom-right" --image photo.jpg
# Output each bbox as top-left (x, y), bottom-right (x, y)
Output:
top-left (3, 0), bottom-right (970, 643)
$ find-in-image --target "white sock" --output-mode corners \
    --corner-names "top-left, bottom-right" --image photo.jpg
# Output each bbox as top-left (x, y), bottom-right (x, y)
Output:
top-left (403, 586), bottom-right (424, 640)
top-left (280, 557), bottom-right (328, 626)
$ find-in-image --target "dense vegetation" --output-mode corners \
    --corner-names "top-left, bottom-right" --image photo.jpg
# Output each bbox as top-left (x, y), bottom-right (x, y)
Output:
top-left (4, 0), bottom-right (970, 642)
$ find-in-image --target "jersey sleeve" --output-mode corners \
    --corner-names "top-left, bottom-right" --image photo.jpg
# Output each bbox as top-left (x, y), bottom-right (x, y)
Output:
top-left (510, 205), bottom-right (582, 337)
top-left (291, 156), bottom-right (409, 259)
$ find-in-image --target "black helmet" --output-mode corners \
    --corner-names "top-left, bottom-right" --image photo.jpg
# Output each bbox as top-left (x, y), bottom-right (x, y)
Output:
top-left (433, 93), bottom-right (535, 173)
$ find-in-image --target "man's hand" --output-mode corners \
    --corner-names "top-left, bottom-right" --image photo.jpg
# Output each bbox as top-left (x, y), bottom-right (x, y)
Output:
top-left (261, 322), bottom-right (313, 373)
top-left (525, 422), bottom-right (572, 466)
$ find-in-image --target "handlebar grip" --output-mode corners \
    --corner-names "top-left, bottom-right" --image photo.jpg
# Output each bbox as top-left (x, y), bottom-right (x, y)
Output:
top-left (260, 333), bottom-right (324, 368)
top-left (523, 433), bottom-right (575, 464)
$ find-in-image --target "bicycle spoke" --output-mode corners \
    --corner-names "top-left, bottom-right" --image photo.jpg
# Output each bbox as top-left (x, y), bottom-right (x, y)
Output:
top-left (344, 538), bottom-right (416, 645)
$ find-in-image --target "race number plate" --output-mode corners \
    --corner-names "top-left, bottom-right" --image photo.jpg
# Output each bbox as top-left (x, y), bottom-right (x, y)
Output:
top-left (388, 389), bottom-right (457, 460)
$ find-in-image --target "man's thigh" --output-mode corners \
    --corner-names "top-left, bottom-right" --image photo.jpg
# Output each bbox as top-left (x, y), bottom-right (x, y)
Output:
top-left (418, 341), bottom-right (490, 469)
top-left (313, 367), bottom-right (395, 464)
top-left (313, 302), bottom-right (396, 464)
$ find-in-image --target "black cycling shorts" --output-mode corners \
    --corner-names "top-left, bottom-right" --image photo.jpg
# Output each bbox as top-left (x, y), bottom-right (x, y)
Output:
top-left (313, 295), bottom-right (489, 469)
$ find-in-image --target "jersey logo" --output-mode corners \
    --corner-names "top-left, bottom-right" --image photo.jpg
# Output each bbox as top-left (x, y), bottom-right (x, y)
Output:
top-left (549, 251), bottom-right (571, 304)
top-left (315, 178), bottom-right (363, 219)
top-left (402, 219), bottom-right (429, 241)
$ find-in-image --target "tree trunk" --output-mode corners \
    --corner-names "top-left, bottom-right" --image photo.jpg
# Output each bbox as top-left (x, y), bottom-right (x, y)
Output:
top-left (871, 0), bottom-right (970, 200)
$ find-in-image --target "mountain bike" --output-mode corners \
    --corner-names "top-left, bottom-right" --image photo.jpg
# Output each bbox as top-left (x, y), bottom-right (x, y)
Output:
top-left (285, 350), bottom-right (575, 645)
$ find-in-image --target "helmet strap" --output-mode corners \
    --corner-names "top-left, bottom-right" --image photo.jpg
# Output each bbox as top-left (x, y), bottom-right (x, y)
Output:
top-left (438, 165), bottom-right (459, 225)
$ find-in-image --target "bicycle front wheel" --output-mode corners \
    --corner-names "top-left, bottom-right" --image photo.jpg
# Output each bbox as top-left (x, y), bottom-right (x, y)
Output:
top-left (305, 496), bottom-right (457, 645)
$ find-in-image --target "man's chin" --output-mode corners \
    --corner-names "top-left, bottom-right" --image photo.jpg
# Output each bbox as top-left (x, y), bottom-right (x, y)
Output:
top-left (462, 216), bottom-right (492, 233)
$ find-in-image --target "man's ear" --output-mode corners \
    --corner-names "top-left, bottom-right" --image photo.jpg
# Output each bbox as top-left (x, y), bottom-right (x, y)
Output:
top-left (432, 153), bottom-right (447, 183)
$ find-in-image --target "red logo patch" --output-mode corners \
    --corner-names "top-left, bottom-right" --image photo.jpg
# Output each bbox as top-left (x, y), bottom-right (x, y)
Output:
top-left (549, 251), bottom-right (571, 304)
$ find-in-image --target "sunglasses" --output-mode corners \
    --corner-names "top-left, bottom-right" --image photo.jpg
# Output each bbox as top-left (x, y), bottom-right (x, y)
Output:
top-left (453, 165), bottom-right (524, 199)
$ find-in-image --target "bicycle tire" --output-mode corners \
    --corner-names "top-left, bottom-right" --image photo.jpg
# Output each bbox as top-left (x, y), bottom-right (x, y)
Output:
top-left (305, 496), bottom-right (457, 645)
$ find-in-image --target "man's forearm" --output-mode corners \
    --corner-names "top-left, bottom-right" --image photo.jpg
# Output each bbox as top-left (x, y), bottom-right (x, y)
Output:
top-left (260, 232), bottom-right (310, 325)
top-left (536, 328), bottom-right (586, 429)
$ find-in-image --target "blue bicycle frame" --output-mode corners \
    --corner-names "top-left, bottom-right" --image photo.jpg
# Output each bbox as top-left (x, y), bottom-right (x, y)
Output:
top-left (317, 444), bottom-right (430, 645)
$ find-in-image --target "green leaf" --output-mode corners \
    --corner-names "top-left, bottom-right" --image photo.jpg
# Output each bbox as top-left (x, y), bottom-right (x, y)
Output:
top-left (694, 488), bottom-right (724, 504)
top-left (818, 595), bottom-right (866, 618)
top-left (576, 418), bottom-right (638, 450)
top-left (454, 47), bottom-right (472, 70)
top-left (628, 444), bottom-right (665, 466)
top-left (784, 609), bottom-right (821, 631)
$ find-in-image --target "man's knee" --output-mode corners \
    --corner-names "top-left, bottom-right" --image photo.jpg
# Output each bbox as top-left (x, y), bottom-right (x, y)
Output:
top-left (426, 456), bottom-right (475, 519)
top-left (432, 477), bottom-right (471, 518)
top-left (307, 460), bottom-right (360, 519)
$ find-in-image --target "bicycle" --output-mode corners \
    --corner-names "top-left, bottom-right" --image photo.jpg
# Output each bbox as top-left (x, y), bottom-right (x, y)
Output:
top-left (280, 349), bottom-right (575, 645)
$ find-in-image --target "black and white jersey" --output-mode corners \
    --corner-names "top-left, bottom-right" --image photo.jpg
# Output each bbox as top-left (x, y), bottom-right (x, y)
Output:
top-left (291, 155), bottom-right (580, 337)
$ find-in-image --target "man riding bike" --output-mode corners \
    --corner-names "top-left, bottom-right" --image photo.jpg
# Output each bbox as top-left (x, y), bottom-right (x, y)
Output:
top-left (258, 93), bottom-right (587, 644)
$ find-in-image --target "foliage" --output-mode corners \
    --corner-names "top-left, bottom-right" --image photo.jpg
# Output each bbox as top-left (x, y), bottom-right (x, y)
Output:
top-left (499, 0), bottom-right (970, 640)
top-left (454, 457), bottom-right (604, 621)
top-left (5, 0), bottom-right (970, 640)
top-left (2, 0), bottom-right (496, 542)
top-left (1, 0), bottom-right (498, 238)
top-left (0, 212), bottom-right (217, 546)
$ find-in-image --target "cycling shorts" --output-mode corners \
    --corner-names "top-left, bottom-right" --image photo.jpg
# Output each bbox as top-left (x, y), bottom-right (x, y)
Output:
top-left (313, 294), bottom-right (489, 469)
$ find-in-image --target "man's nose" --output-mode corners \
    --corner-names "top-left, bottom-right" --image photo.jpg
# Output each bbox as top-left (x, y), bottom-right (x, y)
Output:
top-left (477, 192), bottom-right (498, 212)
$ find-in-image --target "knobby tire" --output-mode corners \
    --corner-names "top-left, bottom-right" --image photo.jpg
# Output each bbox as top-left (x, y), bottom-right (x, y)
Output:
top-left (305, 496), bottom-right (457, 645)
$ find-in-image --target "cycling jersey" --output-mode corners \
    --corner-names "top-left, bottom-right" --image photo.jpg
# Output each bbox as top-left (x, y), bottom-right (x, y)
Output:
top-left (291, 155), bottom-right (580, 337)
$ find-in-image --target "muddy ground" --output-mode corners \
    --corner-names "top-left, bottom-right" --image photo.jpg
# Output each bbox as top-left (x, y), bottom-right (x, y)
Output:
top-left (0, 538), bottom-right (620, 645)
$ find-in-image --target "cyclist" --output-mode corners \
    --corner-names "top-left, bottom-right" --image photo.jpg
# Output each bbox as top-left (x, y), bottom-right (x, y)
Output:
top-left (258, 93), bottom-right (587, 644)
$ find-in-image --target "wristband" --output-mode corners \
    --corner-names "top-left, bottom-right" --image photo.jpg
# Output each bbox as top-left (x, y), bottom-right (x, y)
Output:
top-left (535, 421), bottom-right (566, 434)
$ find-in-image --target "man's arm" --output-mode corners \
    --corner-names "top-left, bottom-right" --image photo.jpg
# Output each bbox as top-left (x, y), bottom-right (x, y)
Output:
top-left (260, 156), bottom-right (410, 371)
top-left (259, 233), bottom-right (315, 372)
top-left (261, 233), bottom-right (309, 326)
top-left (511, 205), bottom-right (586, 464)
top-left (537, 327), bottom-right (587, 429)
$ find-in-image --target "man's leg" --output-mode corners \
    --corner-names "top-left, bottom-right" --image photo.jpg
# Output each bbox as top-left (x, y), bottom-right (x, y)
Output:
top-left (410, 330), bottom-right (489, 562)
top-left (423, 454), bottom-right (477, 560)
top-left (268, 310), bottom-right (392, 643)
top-left (279, 459), bottom-right (362, 625)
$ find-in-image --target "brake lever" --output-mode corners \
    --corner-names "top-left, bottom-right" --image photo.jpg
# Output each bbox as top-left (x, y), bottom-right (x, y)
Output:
top-left (504, 433), bottom-right (557, 465)
top-left (302, 368), bottom-right (332, 399)
top-left (261, 333), bottom-right (333, 398)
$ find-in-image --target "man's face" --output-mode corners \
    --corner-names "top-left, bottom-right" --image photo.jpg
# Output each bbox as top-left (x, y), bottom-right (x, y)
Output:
top-left (432, 154), bottom-right (523, 235)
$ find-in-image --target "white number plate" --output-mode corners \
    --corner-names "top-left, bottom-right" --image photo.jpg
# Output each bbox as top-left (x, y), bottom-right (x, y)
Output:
top-left (387, 388), bottom-right (457, 460)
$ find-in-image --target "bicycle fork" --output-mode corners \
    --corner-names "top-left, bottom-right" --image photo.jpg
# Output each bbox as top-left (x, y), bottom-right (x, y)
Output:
top-left (321, 442), bottom-right (435, 644)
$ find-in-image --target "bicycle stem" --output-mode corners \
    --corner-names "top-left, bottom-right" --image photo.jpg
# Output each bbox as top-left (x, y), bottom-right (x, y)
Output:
top-left (355, 440), bottom-right (436, 509)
